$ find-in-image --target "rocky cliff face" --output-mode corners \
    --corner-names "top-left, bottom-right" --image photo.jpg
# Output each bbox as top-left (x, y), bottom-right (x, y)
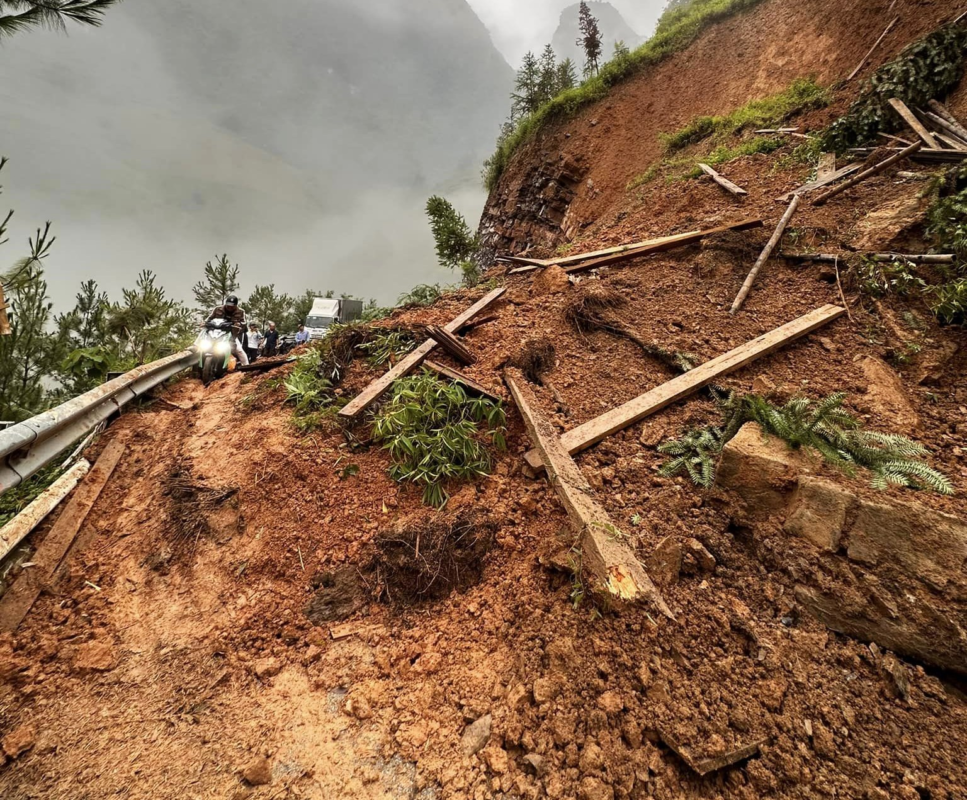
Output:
top-left (551, 1), bottom-right (643, 67)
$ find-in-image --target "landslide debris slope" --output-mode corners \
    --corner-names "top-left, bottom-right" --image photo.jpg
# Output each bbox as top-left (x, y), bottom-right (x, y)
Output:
top-left (2, 1), bottom-right (967, 799)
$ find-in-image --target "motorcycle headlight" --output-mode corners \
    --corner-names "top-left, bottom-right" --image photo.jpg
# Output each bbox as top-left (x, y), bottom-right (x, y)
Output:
top-left (198, 339), bottom-right (213, 352)
top-left (214, 341), bottom-right (231, 355)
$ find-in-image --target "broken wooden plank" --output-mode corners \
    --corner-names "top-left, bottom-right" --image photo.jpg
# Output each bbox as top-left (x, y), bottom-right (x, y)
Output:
top-left (426, 325), bottom-right (475, 366)
top-left (338, 288), bottom-right (505, 419)
top-left (934, 132), bottom-right (967, 153)
top-left (457, 314), bottom-right (497, 333)
top-left (816, 152), bottom-right (837, 181)
top-left (813, 141), bottom-right (923, 206)
top-left (790, 253), bottom-right (955, 265)
top-left (888, 98), bottom-right (940, 149)
top-left (505, 369), bottom-right (672, 616)
top-left (0, 439), bottom-right (125, 633)
top-left (927, 100), bottom-right (967, 143)
top-left (423, 360), bottom-right (500, 403)
top-left (698, 163), bottom-right (748, 196)
top-left (753, 127), bottom-right (798, 134)
top-left (523, 305), bottom-right (845, 470)
top-left (658, 727), bottom-right (768, 776)
top-left (849, 146), bottom-right (965, 163)
top-left (564, 219), bottom-right (764, 276)
top-left (500, 230), bottom-right (703, 270)
top-left (921, 110), bottom-right (967, 147)
top-left (0, 460), bottom-right (91, 564)
top-left (846, 15), bottom-right (899, 81)
top-left (877, 131), bottom-right (915, 147)
top-left (730, 195), bottom-right (800, 314)
top-left (777, 162), bottom-right (862, 202)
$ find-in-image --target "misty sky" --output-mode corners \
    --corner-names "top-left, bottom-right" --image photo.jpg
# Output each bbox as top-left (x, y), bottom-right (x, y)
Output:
top-left (0, 0), bottom-right (666, 318)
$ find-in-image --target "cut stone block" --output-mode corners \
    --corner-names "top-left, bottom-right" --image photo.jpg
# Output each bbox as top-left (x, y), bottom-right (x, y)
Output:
top-left (784, 477), bottom-right (854, 552)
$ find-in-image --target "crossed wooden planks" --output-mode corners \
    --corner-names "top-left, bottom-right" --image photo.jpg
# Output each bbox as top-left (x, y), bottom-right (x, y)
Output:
top-left (505, 369), bottom-right (673, 616)
top-left (0, 438), bottom-right (125, 633)
top-left (338, 288), bottom-right (505, 419)
top-left (524, 304), bottom-right (846, 470)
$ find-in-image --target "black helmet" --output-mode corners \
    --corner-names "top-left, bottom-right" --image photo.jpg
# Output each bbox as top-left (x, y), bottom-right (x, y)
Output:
top-left (225, 295), bottom-right (239, 306)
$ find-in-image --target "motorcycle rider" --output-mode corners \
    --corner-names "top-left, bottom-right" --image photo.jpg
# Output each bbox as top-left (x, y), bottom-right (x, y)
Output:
top-left (206, 295), bottom-right (249, 367)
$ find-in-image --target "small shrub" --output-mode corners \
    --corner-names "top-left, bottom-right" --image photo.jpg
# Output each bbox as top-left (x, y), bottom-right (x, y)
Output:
top-left (373, 371), bottom-right (507, 507)
top-left (856, 257), bottom-right (927, 297)
top-left (397, 284), bottom-right (442, 308)
top-left (358, 328), bottom-right (417, 367)
top-left (927, 164), bottom-right (967, 261)
top-left (824, 23), bottom-right (967, 151)
top-left (659, 392), bottom-right (953, 494)
top-left (929, 278), bottom-right (967, 324)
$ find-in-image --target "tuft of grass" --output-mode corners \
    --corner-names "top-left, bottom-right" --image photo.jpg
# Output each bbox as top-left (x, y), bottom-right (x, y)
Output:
top-left (358, 328), bottom-right (417, 367)
top-left (660, 78), bottom-right (829, 152)
top-left (659, 392), bottom-right (953, 495)
top-left (373, 370), bottom-right (507, 508)
top-left (484, 0), bottom-right (769, 191)
top-left (397, 284), bottom-right (443, 308)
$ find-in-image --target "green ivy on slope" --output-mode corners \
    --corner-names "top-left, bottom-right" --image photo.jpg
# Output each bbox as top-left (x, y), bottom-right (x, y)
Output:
top-left (824, 23), bottom-right (967, 151)
top-left (483, 0), bottom-right (767, 192)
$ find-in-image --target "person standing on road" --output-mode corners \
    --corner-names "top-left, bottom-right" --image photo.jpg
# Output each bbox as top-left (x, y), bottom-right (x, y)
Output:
top-left (295, 324), bottom-right (310, 346)
top-left (262, 321), bottom-right (279, 357)
top-left (245, 323), bottom-right (262, 363)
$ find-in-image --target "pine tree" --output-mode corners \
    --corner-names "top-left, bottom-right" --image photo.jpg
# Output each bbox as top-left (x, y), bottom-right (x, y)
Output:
top-left (0, 0), bottom-right (122, 39)
top-left (193, 254), bottom-right (240, 312)
top-left (247, 284), bottom-right (294, 331)
top-left (612, 40), bottom-right (631, 60)
top-left (510, 51), bottom-right (541, 120)
top-left (425, 196), bottom-right (479, 271)
top-left (576, 1), bottom-right (603, 78)
top-left (56, 280), bottom-right (108, 349)
top-left (537, 44), bottom-right (558, 107)
top-left (106, 270), bottom-right (193, 366)
top-left (556, 58), bottom-right (578, 93)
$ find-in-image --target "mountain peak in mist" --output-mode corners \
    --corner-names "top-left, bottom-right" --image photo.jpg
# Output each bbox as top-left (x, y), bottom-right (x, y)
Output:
top-left (551, 2), bottom-right (642, 65)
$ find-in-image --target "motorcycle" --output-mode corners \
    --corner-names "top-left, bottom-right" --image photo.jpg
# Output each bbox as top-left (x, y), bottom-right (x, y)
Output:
top-left (194, 318), bottom-right (238, 385)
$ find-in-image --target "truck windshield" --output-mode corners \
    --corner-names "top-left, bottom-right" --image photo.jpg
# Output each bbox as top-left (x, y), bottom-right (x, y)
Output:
top-left (306, 316), bottom-right (335, 328)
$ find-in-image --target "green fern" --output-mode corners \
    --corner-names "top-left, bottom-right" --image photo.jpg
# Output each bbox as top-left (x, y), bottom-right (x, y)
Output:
top-left (658, 392), bottom-right (953, 495)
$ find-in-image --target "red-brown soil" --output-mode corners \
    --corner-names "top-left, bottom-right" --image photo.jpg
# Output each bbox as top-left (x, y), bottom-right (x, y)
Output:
top-left (2, 1), bottom-right (967, 799)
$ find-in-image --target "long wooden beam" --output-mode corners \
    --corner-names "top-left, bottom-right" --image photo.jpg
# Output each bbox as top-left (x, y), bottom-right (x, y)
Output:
top-left (505, 369), bottom-right (672, 616)
top-left (563, 219), bottom-right (764, 276)
top-left (524, 304), bottom-right (845, 469)
top-left (731, 196), bottom-right (800, 314)
top-left (338, 288), bottom-right (505, 419)
top-left (846, 15), bottom-right (898, 82)
top-left (888, 99), bottom-right (940, 149)
top-left (927, 100), bottom-right (967, 143)
top-left (0, 460), bottom-right (91, 564)
top-left (813, 141), bottom-right (923, 206)
top-left (500, 231), bottom-right (703, 270)
top-left (0, 439), bottom-right (125, 633)
top-left (423, 360), bottom-right (499, 403)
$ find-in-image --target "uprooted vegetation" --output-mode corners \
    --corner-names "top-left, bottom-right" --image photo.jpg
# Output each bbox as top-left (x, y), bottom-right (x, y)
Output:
top-left (659, 391), bottom-right (954, 494)
top-left (164, 466), bottom-right (241, 554)
top-left (373, 371), bottom-right (506, 508)
top-left (374, 512), bottom-right (497, 604)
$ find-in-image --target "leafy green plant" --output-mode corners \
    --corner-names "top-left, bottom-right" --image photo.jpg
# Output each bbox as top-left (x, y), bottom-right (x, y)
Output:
top-left (825, 23), bottom-right (967, 151)
top-left (373, 371), bottom-right (507, 507)
top-left (660, 78), bottom-right (829, 152)
top-left (358, 328), bottom-right (417, 367)
top-left (927, 164), bottom-right (967, 261)
top-left (929, 278), bottom-right (967, 324)
top-left (337, 463), bottom-right (360, 480)
top-left (283, 367), bottom-right (333, 415)
top-left (397, 284), bottom-right (442, 308)
top-left (659, 392), bottom-right (953, 494)
top-left (857, 257), bottom-right (927, 297)
top-left (483, 0), bottom-right (768, 191)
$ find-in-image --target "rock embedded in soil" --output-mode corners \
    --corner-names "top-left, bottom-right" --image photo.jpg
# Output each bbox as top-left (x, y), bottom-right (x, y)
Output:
top-left (72, 641), bottom-right (117, 673)
top-left (647, 536), bottom-right (682, 586)
top-left (2, 723), bottom-right (36, 759)
top-left (460, 714), bottom-right (492, 757)
top-left (254, 657), bottom-right (282, 680)
top-left (860, 356), bottom-right (921, 432)
top-left (241, 755), bottom-right (272, 786)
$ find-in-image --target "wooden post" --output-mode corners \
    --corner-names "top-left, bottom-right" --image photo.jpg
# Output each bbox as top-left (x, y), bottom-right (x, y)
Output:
top-left (0, 460), bottom-right (91, 563)
top-left (888, 99), bottom-right (940, 149)
top-left (504, 369), bottom-right (672, 617)
top-left (0, 282), bottom-right (11, 336)
top-left (338, 288), bottom-right (505, 419)
top-left (927, 100), bottom-right (967, 143)
top-left (423, 360), bottom-right (499, 402)
top-left (425, 325), bottom-right (475, 365)
top-left (523, 305), bottom-right (846, 470)
top-left (698, 164), bottom-right (747, 196)
top-left (846, 16), bottom-right (898, 81)
top-left (730, 196), bottom-right (800, 314)
top-left (0, 439), bottom-right (125, 633)
top-left (812, 141), bottom-right (923, 206)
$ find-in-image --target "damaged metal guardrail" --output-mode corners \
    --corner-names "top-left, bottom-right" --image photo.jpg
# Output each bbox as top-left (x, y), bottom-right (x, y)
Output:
top-left (0, 349), bottom-right (195, 494)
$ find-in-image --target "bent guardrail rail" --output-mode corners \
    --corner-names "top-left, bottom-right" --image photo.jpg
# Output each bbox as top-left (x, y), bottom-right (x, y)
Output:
top-left (0, 349), bottom-right (195, 494)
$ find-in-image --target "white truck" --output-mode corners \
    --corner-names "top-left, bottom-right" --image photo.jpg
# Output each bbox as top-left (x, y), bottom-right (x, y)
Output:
top-left (305, 297), bottom-right (364, 340)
